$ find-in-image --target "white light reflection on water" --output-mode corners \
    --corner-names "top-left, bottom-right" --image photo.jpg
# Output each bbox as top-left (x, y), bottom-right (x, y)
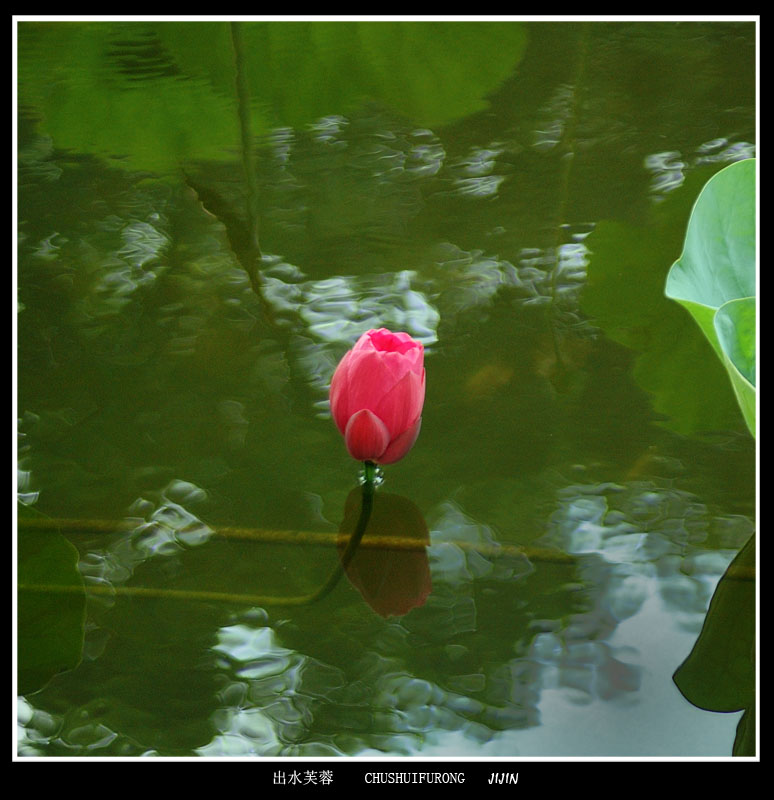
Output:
top-left (357, 585), bottom-right (740, 759)
top-left (262, 261), bottom-right (440, 348)
top-left (508, 480), bottom-right (749, 758)
top-left (645, 138), bottom-right (756, 203)
top-left (201, 622), bottom-right (353, 757)
top-left (511, 588), bottom-right (741, 758)
top-left (360, 480), bottom-right (750, 758)
top-left (78, 479), bottom-right (214, 592)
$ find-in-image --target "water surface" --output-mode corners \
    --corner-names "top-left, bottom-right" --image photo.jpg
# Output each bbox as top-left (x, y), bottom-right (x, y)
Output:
top-left (16, 20), bottom-right (756, 758)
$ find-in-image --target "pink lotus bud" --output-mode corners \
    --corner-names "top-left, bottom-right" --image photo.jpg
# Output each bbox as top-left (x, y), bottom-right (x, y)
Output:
top-left (329, 328), bottom-right (425, 465)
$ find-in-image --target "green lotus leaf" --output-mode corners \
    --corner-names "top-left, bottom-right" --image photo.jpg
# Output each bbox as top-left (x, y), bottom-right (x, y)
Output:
top-left (665, 158), bottom-right (756, 435)
top-left (583, 167), bottom-right (745, 437)
top-left (715, 296), bottom-right (755, 386)
top-left (17, 21), bottom-right (527, 174)
top-left (673, 533), bottom-right (756, 756)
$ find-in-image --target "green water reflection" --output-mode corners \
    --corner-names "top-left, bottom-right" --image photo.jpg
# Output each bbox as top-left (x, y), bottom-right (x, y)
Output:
top-left (16, 20), bottom-right (756, 757)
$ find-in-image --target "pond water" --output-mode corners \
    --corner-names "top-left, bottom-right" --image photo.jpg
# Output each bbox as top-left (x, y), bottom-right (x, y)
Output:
top-left (16, 20), bottom-right (756, 759)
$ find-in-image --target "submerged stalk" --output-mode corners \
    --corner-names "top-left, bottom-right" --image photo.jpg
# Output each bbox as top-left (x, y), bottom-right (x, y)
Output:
top-left (20, 465), bottom-right (379, 610)
top-left (229, 21), bottom-right (264, 297)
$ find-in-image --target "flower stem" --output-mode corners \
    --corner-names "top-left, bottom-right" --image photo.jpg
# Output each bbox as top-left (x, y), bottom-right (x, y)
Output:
top-left (20, 467), bottom-right (381, 610)
top-left (308, 462), bottom-right (375, 602)
top-left (362, 460), bottom-right (377, 489)
top-left (265, 462), bottom-right (376, 607)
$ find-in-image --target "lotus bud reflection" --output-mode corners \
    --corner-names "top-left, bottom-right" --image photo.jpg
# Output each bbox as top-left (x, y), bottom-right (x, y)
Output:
top-left (338, 488), bottom-right (431, 617)
top-left (329, 328), bottom-right (425, 465)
